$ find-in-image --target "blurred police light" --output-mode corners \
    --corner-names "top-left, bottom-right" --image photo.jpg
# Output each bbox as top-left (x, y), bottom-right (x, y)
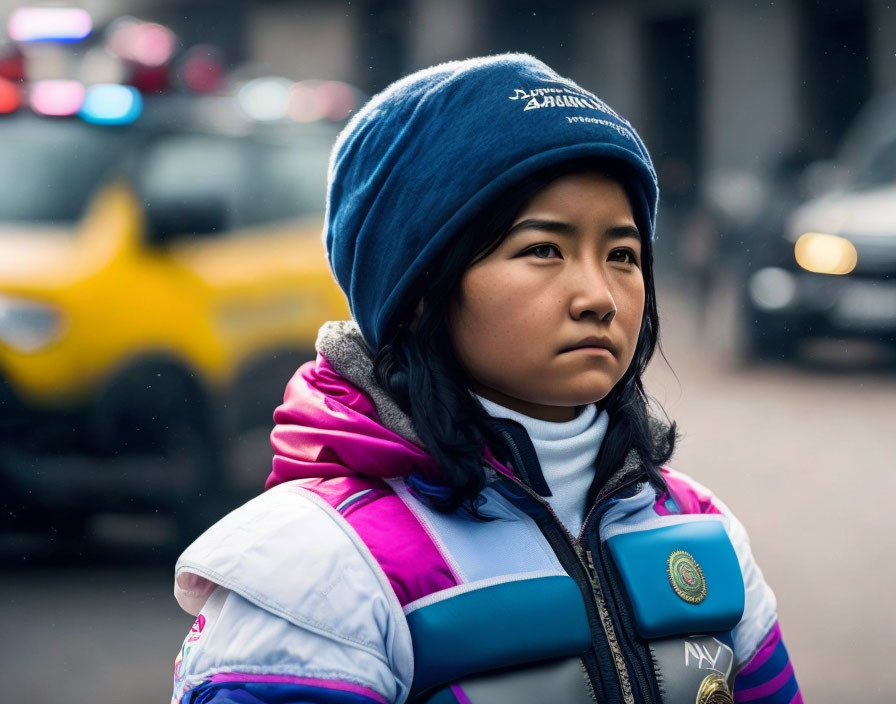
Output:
top-left (178, 44), bottom-right (224, 94)
top-left (287, 80), bottom-right (358, 123)
top-left (107, 18), bottom-right (176, 67)
top-left (0, 42), bottom-right (25, 82)
top-left (0, 77), bottom-right (22, 113)
top-left (287, 80), bottom-right (326, 122)
top-left (79, 84), bottom-right (142, 124)
top-left (238, 77), bottom-right (291, 121)
top-left (318, 80), bottom-right (357, 120)
top-left (30, 79), bottom-right (85, 115)
top-left (8, 7), bottom-right (92, 43)
top-left (794, 232), bottom-right (858, 275)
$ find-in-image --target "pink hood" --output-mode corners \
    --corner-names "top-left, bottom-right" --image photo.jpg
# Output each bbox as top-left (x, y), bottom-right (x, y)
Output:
top-left (267, 355), bottom-right (438, 490)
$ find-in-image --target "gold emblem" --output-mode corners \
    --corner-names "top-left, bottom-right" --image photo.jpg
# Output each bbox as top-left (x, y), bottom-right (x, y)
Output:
top-left (696, 672), bottom-right (734, 704)
top-left (667, 550), bottom-right (707, 604)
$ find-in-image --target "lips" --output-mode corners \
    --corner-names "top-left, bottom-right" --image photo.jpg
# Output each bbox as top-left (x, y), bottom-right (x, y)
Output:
top-left (560, 336), bottom-right (617, 355)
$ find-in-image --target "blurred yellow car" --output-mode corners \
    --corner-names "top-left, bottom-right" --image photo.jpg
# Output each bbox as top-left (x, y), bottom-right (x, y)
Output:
top-left (0, 111), bottom-right (348, 541)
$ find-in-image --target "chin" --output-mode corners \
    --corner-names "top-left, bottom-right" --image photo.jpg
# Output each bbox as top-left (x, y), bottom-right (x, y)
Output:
top-left (540, 388), bottom-right (613, 408)
top-left (561, 380), bottom-right (618, 406)
top-left (574, 393), bottom-right (612, 407)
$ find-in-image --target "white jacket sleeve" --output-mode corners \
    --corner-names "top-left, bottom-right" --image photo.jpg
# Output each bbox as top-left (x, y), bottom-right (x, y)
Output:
top-left (171, 482), bottom-right (413, 704)
top-left (711, 495), bottom-right (779, 667)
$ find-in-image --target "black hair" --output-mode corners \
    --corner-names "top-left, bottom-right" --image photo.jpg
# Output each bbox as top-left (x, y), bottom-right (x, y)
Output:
top-left (374, 158), bottom-right (676, 513)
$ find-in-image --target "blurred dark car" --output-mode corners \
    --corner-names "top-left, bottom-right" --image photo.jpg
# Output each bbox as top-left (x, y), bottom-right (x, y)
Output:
top-left (716, 92), bottom-right (896, 360)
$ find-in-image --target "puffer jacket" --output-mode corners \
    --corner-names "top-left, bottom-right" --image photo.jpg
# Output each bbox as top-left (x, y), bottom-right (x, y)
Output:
top-left (171, 321), bottom-right (801, 704)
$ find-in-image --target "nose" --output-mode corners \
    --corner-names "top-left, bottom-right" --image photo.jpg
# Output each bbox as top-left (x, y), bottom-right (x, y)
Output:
top-left (569, 260), bottom-right (616, 322)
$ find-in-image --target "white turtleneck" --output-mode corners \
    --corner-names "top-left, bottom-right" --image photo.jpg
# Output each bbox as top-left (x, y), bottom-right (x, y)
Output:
top-left (475, 395), bottom-right (609, 536)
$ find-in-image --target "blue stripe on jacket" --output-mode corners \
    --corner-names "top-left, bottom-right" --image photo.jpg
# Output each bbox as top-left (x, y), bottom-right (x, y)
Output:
top-left (734, 629), bottom-right (801, 703)
top-left (183, 682), bottom-right (385, 704)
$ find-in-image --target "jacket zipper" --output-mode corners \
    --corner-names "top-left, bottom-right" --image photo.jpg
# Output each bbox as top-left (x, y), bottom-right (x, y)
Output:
top-left (578, 526), bottom-right (635, 704)
top-left (593, 543), bottom-right (663, 704)
top-left (494, 429), bottom-right (633, 704)
top-left (575, 465), bottom-right (661, 704)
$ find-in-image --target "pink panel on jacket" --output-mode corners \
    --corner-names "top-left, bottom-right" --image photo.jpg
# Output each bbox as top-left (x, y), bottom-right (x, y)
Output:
top-left (268, 355), bottom-right (438, 489)
top-left (294, 475), bottom-right (383, 508)
top-left (654, 467), bottom-right (723, 515)
top-left (346, 489), bottom-right (460, 605)
top-left (267, 354), bottom-right (460, 606)
top-left (295, 476), bottom-right (460, 606)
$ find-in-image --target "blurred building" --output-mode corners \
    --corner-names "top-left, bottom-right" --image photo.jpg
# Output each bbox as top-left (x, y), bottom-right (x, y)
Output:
top-left (15, 0), bottom-right (871, 211)
top-left (203, 0), bottom-right (889, 212)
top-left (2, 0), bottom-right (879, 206)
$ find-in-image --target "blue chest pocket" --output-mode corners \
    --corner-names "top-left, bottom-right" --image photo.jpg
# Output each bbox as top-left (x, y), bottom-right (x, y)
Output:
top-left (405, 575), bottom-right (591, 698)
top-left (606, 520), bottom-right (745, 640)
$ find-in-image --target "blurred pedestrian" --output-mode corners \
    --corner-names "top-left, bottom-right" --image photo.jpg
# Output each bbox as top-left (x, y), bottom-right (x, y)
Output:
top-left (170, 54), bottom-right (800, 704)
top-left (680, 204), bottom-right (721, 335)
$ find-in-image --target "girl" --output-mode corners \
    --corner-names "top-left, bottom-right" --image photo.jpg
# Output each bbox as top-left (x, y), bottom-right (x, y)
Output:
top-left (171, 54), bottom-right (800, 704)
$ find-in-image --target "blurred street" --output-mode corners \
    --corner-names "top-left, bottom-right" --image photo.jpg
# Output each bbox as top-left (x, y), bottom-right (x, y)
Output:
top-left (648, 277), bottom-right (896, 704)
top-left (1, 278), bottom-right (893, 704)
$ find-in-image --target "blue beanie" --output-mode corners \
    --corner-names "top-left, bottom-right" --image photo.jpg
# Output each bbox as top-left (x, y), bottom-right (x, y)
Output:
top-left (324, 53), bottom-right (658, 349)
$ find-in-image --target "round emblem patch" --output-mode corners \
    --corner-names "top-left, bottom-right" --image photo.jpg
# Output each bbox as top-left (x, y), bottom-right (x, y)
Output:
top-left (666, 550), bottom-right (707, 604)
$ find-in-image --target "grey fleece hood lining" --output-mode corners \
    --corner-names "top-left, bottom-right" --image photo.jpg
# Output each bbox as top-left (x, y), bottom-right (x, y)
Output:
top-left (315, 320), bottom-right (423, 446)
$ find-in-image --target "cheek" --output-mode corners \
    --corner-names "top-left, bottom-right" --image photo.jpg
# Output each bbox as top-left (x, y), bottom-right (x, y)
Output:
top-left (451, 288), bottom-right (508, 358)
top-left (625, 281), bottom-right (646, 320)
top-left (617, 278), bottom-right (646, 352)
top-left (450, 272), bottom-right (532, 374)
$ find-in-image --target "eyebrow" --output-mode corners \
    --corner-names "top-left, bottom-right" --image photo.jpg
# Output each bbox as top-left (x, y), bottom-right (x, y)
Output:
top-left (506, 218), bottom-right (641, 240)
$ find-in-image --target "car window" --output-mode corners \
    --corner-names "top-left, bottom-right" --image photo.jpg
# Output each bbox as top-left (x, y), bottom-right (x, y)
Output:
top-left (137, 134), bottom-right (245, 235)
top-left (0, 117), bottom-right (134, 225)
top-left (836, 91), bottom-right (896, 188)
top-left (243, 136), bottom-right (332, 227)
top-left (852, 139), bottom-right (896, 190)
top-left (138, 133), bottom-right (248, 238)
top-left (138, 130), bottom-right (334, 238)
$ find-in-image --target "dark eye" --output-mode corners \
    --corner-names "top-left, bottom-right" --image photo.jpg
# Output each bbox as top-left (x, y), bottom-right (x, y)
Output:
top-left (526, 243), bottom-right (561, 259)
top-left (608, 248), bottom-right (638, 265)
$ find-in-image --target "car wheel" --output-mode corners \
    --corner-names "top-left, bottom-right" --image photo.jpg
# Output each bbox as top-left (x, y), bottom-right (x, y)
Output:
top-left (746, 323), bottom-right (800, 362)
top-left (89, 361), bottom-right (220, 546)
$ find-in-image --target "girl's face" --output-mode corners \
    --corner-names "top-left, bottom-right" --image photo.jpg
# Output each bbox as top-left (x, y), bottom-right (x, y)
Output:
top-left (449, 172), bottom-right (645, 422)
